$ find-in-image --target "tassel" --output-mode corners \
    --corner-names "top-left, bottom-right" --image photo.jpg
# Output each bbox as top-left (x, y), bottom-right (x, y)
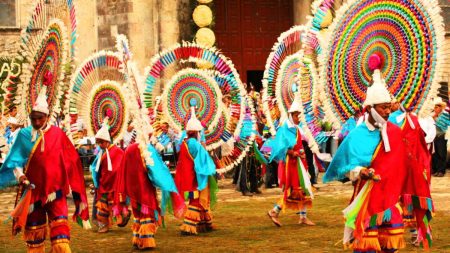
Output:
top-left (10, 188), bottom-right (33, 235)
top-left (105, 148), bottom-right (112, 171)
top-left (95, 150), bottom-right (103, 172)
top-left (46, 192), bottom-right (57, 203)
top-left (39, 130), bottom-right (45, 152)
top-left (82, 219), bottom-right (91, 230)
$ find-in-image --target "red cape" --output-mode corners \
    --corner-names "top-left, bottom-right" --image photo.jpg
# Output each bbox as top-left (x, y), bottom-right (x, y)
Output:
top-left (400, 114), bottom-right (432, 200)
top-left (97, 145), bottom-right (123, 194)
top-left (26, 126), bottom-right (89, 220)
top-left (174, 141), bottom-right (197, 192)
top-left (115, 143), bottom-right (159, 214)
top-left (277, 128), bottom-right (308, 189)
top-left (367, 122), bottom-right (407, 216)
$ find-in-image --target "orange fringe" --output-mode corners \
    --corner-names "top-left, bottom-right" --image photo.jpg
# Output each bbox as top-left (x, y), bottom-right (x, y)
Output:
top-left (23, 225), bottom-right (47, 242)
top-left (50, 240), bottom-right (71, 253)
top-left (26, 245), bottom-right (45, 253)
top-left (350, 236), bottom-right (381, 252)
top-left (136, 223), bottom-right (157, 249)
top-left (379, 233), bottom-right (406, 250)
top-left (180, 222), bottom-right (198, 234)
top-left (184, 207), bottom-right (201, 221)
top-left (279, 189), bottom-right (312, 211)
top-left (96, 199), bottom-right (112, 227)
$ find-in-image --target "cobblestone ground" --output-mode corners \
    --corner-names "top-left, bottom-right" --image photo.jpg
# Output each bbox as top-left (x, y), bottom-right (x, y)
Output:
top-left (0, 174), bottom-right (449, 252)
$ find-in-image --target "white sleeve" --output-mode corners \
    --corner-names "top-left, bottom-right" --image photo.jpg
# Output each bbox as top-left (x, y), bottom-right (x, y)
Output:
top-left (13, 167), bottom-right (24, 182)
top-left (419, 117), bottom-right (436, 143)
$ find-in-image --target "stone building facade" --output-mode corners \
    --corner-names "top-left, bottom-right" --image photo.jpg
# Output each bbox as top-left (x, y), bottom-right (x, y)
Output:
top-left (0, 0), bottom-right (449, 91)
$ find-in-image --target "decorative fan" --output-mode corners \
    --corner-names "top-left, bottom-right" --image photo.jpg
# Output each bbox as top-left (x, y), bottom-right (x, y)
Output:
top-left (204, 107), bottom-right (229, 149)
top-left (65, 51), bottom-right (128, 143)
top-left (114, 34), bottom-right (154, 166)
top-left (262, 25), bottom-right (307, 135)
top-left (275, 53), bottom-right (302, 123)
top-left (320, 0), bottom-right (445, 127)
top-left (216, 94), bottom-right (257, 174)
top-left (143, 42), bottom-right (246, 147)
top-left (161, 68), bottom-right (223, 134)
top-left (9, 0), bottom-right (77, 122)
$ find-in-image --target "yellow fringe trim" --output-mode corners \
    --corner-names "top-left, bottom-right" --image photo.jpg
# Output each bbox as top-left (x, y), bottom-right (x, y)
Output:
top-left (131, 221), bottom-right (140, 233)
top-left (139, 223), bottom-right (157, 235)
top-left (351, 236), bottom-right (381, 252)
top-left (379, 233), bottom-right (406, 250)
top-left (96, 199), bottom-right (112, 226)
top-left (50, 219), bottom-right (68, 229)
top-left (184, 207), bottom-right (202, 222)
top-left (180, 223), bottom-right (198, 234)
top-left (23, 226), bottom-right (47, 245)
top-left (201, 209), bottom-right (213, 222)
top-left (27, 245), bottom-right (45, 253)
top-left (135, 223), bottom-right (157, 249)
top-left (136, 237), bottom-right (156, 250)
top-left (50, 241), bottom-right (71, 253)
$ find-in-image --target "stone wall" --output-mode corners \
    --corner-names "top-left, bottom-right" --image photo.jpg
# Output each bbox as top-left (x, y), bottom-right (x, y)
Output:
top-left (75, 0), bottom-right (98, 65)
top-left (96, 0), bottom-right (132, 51)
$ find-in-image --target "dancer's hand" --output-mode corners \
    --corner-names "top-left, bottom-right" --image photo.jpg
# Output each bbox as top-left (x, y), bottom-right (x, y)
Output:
top-left (18, 175), bottom-right (30, 186)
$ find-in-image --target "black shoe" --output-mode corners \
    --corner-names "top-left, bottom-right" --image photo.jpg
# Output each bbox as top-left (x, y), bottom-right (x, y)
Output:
top-left (435, 172), bottom-right (445, 177)
top-left (242, 191), bottom-right (253, 197)
top-left (251, 189), bottom-right (262, 194)
top-left (117, 210), bottom-right (131, 227)
top-left (181, 231), bottom-right (196, 236)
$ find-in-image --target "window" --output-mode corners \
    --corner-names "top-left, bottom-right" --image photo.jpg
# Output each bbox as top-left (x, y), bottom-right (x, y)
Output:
top-left (0, 0), bottom-right (17, 27)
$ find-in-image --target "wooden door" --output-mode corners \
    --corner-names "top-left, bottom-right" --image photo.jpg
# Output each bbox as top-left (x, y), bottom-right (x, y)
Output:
top-left (215, 0), bottom-right (294, 84)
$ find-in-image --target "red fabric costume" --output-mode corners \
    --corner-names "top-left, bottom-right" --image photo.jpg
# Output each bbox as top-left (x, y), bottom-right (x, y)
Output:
top-left (175, 139), bottom-right (215, 235)
top-left (399, 114), bottom-right (433, 248)
top-left (96, 145), bottom-right (124, 194)
top-left (277, 128), bottom-right (311, 210)
top-left (94, 145), bottom-right (124, 229)
top-left (24, 126), bottom-right (89, 252)
top-left (115, 143), bottom-right (160, 249)
top-left (174, 141), bottom-right (197, 193)
top-left (351, 122), bottom-right (407, 252)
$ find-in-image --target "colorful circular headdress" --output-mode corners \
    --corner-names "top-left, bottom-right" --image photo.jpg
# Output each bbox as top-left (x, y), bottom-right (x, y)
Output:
top-left (9, 0), bottom-right (77, 122)
top-left (320, 0), bottom-right (445, 126)
top-left (161, 68), bottom-right (223, 133)
top-left (204, 107), bottom-right (230, 149)
top-left (65, 51), bottom-right (128, 143)
top-left (262, 25), bottom-right (307, 135)
top-left (143, 42), bottom-right (246, 146)
top-left (275, 53), bottom-right (302, 123)
top-left (114, 34), bottom-right (155, 167)
top-left (216, 94), bottom-right (257, 173)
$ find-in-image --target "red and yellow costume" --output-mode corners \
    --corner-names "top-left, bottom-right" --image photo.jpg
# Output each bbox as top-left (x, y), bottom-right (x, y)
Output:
top-left (115, 143), bottom-right (184, 249)
top-left (174, 137), bottom-right (217, 235)
top-left (391, 111), bottom-right (433, 248)
top-left (0, 125), bottom-right (90, 253)
top-left (325, 121), bottom-right (408, 252)
top-left (90, 145), bottom-right (124, 229)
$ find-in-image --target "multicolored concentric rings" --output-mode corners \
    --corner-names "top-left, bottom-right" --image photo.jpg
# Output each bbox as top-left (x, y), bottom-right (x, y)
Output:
top-left (205, 109), bottom-right (228, 148)
top-left (162, 69), bottom-right (222, 132)
top-left (275, 54), bottom-right (302, 122)
top-left (322, 0), bottom-right (442, 124)
top-left (89, 81), bottom-right (127, 140)
top-left (27, 22), bottom-right (65, 115)
top-left (262, 25), bottom-right (307, 135)
top-left (66, 51), bottom-right (127, 143)
top-left (143, 42), bottom-right (246, 148)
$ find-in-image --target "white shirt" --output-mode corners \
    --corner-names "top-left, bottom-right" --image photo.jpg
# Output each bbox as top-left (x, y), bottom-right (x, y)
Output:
top-left (418, 116), bottom-right (436, 144)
